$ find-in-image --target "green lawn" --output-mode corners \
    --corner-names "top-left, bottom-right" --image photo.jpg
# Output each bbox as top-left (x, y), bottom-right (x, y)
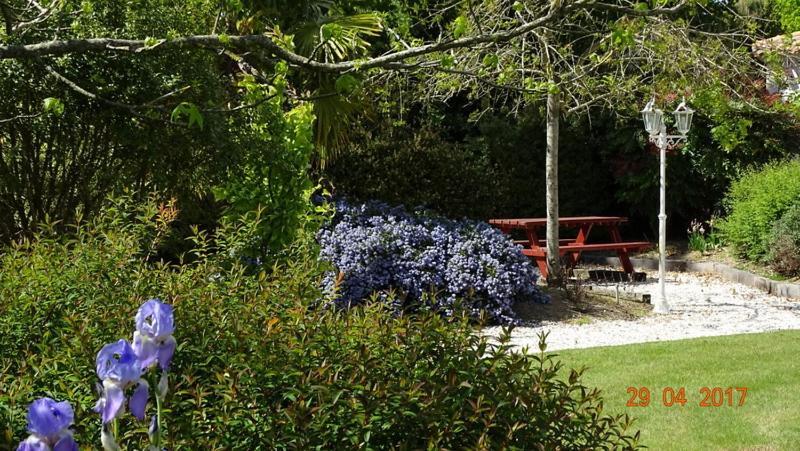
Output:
top-left (553, 331), bottom-right (800, 450)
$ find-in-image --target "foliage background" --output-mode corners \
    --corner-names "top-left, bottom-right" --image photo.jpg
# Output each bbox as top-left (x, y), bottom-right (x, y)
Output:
top-left (2, 0), bottom-right (800, 244)
top-left (325, 95), bottom-right (800, 237)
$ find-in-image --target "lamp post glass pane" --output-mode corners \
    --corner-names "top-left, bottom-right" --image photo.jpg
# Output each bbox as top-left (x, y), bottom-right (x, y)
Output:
top-left (642, 109), bottom-right (663, 135)
top-left (674, 108), bottom-right (694, 135)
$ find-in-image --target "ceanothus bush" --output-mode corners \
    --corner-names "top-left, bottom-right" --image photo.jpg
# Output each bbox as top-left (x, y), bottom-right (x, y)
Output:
top-left (317, 200), bottom-right (548, 324)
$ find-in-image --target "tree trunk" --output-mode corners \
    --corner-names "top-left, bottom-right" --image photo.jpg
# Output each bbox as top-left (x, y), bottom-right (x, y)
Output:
top-left (545, 90), bottom-right (562, 286)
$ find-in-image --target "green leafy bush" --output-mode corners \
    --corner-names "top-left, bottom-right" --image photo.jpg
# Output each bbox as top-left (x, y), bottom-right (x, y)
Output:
top-left (768, 205), bottom-right (800, 277)
top-left (212, 91), bottom-right (319, 257)
top-left (325, 127), bottom-right (509, 219)
top-left (0, 197), bottom-right (641, 449)
top-left (719, 159), bottom-right (800, 261)
top-left (773, 0), bottom-right (800, 32)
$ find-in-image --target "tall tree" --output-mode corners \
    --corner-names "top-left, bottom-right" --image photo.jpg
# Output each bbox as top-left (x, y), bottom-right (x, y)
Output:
top-left (382, 1), bottom-right (761, 284)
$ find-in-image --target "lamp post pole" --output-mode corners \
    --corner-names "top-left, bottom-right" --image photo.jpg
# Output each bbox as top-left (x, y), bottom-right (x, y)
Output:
top-left (653, 125), bottom-right (674, 313)
top-left (641, 98), bottom-right (694, 313)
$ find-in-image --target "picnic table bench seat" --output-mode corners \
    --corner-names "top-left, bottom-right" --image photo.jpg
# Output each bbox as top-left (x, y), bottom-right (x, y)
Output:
top-left (520, 241), bottom-right (652, 257)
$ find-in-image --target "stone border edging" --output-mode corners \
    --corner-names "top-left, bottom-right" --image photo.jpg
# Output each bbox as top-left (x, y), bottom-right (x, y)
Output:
top-left (581, 255), bottom-right (800, 299)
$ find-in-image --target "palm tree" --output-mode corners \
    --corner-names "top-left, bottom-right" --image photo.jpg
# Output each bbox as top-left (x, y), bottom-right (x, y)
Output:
top-left (252, 1), bottom-right (383, 166)
top-left (295, 12), bottom-right (382, 166)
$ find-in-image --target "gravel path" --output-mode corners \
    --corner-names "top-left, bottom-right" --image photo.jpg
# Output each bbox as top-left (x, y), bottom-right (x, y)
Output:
top-left (484, 272), bottom-right (800, 351)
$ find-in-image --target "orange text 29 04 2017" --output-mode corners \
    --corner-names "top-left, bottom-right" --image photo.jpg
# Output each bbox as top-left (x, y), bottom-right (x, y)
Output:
top-left (625, 386), bottom-right (748, 407)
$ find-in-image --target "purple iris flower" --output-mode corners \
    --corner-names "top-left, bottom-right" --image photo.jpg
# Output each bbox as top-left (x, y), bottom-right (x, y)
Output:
top-left (17, 398), bottom-right (78, 451)
top-left (16, 437), bottom-right (49, 451)
top-left (132, 299), bottom-right (176, 371)
top-left (94, 339), bottom-right (149, 423)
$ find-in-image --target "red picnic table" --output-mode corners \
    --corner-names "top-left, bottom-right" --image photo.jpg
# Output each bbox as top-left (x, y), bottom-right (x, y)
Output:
top-left (489, 216), bottom-right (652, 279)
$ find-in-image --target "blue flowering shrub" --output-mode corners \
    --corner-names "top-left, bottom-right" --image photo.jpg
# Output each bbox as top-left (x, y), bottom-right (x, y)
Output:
top-left (0, 196), bottom-right (640, 449)
top-left (318, 200), bottom-right (548, 324)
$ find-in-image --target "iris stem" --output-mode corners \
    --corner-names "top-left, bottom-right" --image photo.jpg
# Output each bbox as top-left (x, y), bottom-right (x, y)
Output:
top-left (155, 375), bottom-right (163, 449)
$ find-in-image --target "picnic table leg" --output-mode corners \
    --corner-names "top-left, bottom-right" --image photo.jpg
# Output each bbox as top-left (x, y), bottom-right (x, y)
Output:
top-left (610, 225), bottom-right (635, 274)
top-left (567, 224), bottom-right (593, 269)
top-left (525, 227), bottom-right (549, 279)
top-left (535, 257), bottom-right (549, 280)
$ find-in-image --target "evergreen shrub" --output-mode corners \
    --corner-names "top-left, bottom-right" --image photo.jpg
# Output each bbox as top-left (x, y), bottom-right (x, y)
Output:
top-left (1, 197), bottom-right (639, 449)
top-left (719, 159), bottom-right (800, 261)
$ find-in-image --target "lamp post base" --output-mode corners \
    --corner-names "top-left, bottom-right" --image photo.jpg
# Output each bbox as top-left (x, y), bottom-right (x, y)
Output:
top-left (653, 298), bottom-right (670, 314)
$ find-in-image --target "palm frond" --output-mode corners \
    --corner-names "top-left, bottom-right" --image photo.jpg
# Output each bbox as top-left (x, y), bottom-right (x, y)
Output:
top-left (313, 86), bottom-right (361, 167)
top-left (295, 13), bottom-right (383, 62)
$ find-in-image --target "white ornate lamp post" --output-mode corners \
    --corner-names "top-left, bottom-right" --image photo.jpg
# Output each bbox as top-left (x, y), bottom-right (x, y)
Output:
top-left (641, 97), bottom-right (694, 313)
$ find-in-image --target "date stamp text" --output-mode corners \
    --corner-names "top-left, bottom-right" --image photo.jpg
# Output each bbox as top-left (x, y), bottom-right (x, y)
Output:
top-left (625, 386), bottom-right (748, 407)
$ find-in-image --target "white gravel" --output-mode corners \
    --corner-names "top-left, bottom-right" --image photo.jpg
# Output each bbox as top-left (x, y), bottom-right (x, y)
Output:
top-left (485, 272), bottom-right (800, 351)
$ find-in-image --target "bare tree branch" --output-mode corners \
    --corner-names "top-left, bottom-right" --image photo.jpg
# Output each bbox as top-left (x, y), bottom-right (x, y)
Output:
top-left (0, 0), bottom-right (702, 79)
top-left (144, 85), bottom-right (193, 106)
top-left (27, 0), bottom-right (47, 14)
top-left (434, 66), bottom-right (542, 94)
top-left (583, 0), bottom-right (688, 17)
top-left (0, 112), bottom-right (41, 123)
top-left (566, 91), bottom-right (613, 115)
top-left (44, 65), bottom-right (164, 113)
top-left (43, 65), bottom-right (281, 119)
top-left (1, 0), bottom-right (60, 34)
top-left (0, 2), bottom-right (576, 68)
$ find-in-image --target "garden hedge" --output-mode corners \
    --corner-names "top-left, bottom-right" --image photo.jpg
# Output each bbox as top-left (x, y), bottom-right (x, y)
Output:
top-left (0, 197), bottom-right (641, 449)
top-left (719, 159), bottom-right (800, 262)
top-left (768, 204), bottom-right (800, 276)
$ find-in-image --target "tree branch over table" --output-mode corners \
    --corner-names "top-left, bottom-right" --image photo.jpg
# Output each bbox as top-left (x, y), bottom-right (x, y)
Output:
top-left (0, 0), bottom-right (694, 72)
top-left (43, 65), bottom-right (283, 123)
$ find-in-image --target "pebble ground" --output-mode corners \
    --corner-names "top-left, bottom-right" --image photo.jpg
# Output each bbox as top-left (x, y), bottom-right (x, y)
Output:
top-left (485, 272), bottom-right (800, 351)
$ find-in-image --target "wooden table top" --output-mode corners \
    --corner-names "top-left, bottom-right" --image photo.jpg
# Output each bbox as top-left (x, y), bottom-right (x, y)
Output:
top-left (489, 216), bottom-right (628, 228)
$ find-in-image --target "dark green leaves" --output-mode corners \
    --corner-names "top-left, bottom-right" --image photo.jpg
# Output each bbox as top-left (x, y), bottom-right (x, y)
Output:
top-left (334, 74), bottom-right (360, 95)
top-left (482, 54), bottom-right (499, 69)
top-left (170, 102), bottom-right (204, 129)
top-left (42, 97), bottom-right (64, 116)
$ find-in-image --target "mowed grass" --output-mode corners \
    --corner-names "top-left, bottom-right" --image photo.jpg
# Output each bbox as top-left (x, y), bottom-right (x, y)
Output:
top-left (552, 330), bottom-right (800, 450)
